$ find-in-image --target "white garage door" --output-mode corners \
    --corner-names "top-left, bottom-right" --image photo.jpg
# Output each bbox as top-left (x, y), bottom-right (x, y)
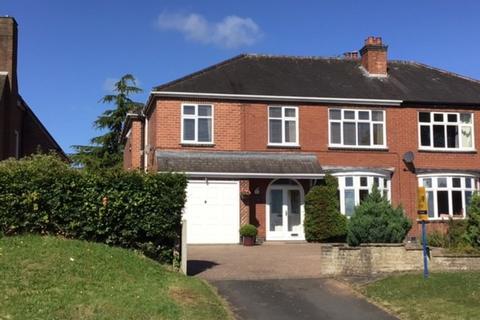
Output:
top-left (184, 180), bottom-right (240, 244)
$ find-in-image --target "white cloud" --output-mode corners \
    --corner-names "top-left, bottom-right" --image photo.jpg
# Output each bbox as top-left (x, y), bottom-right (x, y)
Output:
top-left (156, 12), bottom-right (262, 48)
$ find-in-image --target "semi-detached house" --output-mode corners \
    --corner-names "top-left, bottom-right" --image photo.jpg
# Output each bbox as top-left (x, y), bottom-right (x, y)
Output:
top-left (123, 36), bottom-right (480, 244)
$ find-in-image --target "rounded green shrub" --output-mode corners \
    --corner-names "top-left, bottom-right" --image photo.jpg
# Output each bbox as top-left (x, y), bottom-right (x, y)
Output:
top-left (304, 174), bottom-right (347, 242)
top-left (347, 186), bottom-right (411, 246)
top-left (240, 224), bottom-right (257, 237)
top-left (466, 192), bottom-right (480, 248)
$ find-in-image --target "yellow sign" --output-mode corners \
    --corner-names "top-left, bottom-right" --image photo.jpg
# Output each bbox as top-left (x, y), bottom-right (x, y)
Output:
top-left (417, 186), bottom-right (428, 221)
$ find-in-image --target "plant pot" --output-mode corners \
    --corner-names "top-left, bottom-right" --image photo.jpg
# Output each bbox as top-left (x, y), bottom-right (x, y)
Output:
top-left (242, 236), bottom-right (255, 246)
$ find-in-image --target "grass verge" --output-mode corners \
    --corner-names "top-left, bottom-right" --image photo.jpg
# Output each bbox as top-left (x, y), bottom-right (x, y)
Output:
top-left (0, 235), bottom-right (231, 320)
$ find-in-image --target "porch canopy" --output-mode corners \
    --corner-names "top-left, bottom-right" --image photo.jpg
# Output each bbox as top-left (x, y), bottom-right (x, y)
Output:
top-left (155, 150), bottom-right (323, 179)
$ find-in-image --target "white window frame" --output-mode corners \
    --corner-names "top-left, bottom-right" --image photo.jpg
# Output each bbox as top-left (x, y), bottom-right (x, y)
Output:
top-left (418, 174), bottom-right (478, 220)
top-left (268, 106), bottom-right (299, 146)
top-left (333, 172), bottom-right (391, 217)
top-left (328, 108), bottom-right (387, 149)
top-left (417, 111), bottom-right (475, 151)
top-left (181, 103), bottom-right (214, 144)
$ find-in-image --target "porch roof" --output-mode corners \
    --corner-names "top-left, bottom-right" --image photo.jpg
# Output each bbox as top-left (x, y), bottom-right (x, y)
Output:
top-left (155, 150), bottom-right (323, 178)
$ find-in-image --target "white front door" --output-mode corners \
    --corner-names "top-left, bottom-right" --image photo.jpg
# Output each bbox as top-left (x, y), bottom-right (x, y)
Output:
top-left (267, 183), bottom-right (305, 240)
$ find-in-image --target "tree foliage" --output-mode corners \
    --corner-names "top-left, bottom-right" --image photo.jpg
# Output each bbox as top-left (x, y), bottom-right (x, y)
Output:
top-left (466, 192), bottom-right (480, 248)
top-left (71, 74), bottom-right (143, 170)
top-left (347, 186), bottom-right (411, 246)
top-left (304, 174), bottom-right (347, 242)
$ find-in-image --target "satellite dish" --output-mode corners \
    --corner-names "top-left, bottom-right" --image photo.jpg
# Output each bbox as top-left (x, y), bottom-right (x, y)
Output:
top-left (403, 151), bottom-right (414, 163)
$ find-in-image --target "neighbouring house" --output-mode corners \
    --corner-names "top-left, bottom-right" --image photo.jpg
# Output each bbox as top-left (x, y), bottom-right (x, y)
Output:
top-left (0, 17), bottom-right (65, 160)
top-left (122, 36), bottom-right (480, 244)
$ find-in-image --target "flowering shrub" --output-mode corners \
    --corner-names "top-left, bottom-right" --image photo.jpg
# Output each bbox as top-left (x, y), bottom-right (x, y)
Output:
top-left (0, 154), bottom-right (186, 262)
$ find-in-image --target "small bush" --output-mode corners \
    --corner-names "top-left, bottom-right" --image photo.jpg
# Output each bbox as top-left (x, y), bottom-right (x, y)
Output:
top-left (240, 224), bottom-right (257, 237)
top-left (427, 231), bottom-right (447, 247)
top-left (347, 186), bottom-right (412, 246)
top-left (304, 174), bottom-right (347, 242)
top-left (466, 192), bottom-right (480, 248)
top-left (0, 154), bottom-right (187, 262)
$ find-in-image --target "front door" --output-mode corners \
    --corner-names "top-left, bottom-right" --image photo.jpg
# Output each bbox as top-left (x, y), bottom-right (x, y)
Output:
top-left (267, 183), bottom-right (304, 240)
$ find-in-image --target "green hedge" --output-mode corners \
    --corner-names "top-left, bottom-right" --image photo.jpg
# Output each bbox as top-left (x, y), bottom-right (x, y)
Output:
top-left (0, 154), bottom-right (186, 262)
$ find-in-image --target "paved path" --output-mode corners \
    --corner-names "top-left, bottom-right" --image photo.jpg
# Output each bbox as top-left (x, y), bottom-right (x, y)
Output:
top-left (213, 278), bottom-right (397, 320)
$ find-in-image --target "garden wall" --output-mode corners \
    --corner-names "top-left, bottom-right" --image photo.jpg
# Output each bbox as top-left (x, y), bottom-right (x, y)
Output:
top-left (320, 244), bottom-right (480, 276)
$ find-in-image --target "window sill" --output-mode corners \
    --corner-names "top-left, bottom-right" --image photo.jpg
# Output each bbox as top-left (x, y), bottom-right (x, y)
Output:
top-left (416, 217), bottom-right (466, 222)
top-left (267, 144), bottom-right (301, 149)
top-left (180, 143), bottom-right (215, 147)
top-left (418, 148), bottom-right (477, 154)
top-left (328, 146), bottom-right (389, 152)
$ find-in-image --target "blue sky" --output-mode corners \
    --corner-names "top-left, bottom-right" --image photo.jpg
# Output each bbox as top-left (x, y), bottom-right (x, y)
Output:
top-left (3, 0), bottom-right (480, 153)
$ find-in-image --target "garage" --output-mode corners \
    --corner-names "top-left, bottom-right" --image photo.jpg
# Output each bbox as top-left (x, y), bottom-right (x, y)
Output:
top-left (183, 180), bottom-right (240, 244)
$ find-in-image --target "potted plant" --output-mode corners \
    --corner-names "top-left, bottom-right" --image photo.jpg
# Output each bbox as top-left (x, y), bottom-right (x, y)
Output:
top-left (240, 224), bottom-right (257, 246)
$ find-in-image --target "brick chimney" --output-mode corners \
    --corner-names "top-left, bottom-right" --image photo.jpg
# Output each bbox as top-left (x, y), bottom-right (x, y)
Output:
top-left (360, 36), bottom-right (388, 76)
top-left (0, 17), bottom-right (18, 91)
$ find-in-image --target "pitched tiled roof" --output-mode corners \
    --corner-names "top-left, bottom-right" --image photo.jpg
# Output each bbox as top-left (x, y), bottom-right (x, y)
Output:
top-left (154, 54), bottom-right (480, 105)
top-left (156, 150), bottom-right (322, 175)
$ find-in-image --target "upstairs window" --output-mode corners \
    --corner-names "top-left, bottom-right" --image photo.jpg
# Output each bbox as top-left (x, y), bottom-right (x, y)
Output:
top-left (418, 112), bottom-right (474, 151)
top-left (268, 106), bottom-right (298, 146)
top-left (181, 104), bottom-right (213, 144)
top-left (329, 109), bottom-right (386, 148)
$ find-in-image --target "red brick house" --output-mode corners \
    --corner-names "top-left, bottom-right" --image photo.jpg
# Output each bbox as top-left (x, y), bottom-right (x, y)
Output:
top-left (123, 36), bottom-right (480, 244)
top-left (0, 17), bottom-right (65, 161)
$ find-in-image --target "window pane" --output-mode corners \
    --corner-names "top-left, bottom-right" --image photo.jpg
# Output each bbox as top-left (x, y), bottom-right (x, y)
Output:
top-left (358, 123), bottom-right (371, 146)
top-left (345, 190), bottom-right (355, 217)
top-left (269, 119), bottom-right (282, 143)
top-left (384, 179), bottom-right (388, 188)
top-left (345, 177), bottom-right (353, 187)
top-left (344, 110), bottom-right (355, 120)
top-left (461, 126), bottom-right (472, 148)
top-left (360, 189), bottom-right (369, 202)
top-left (423, 178), bottom-right (432, 188)
top-left (198, 118), bottom-right (212, 142)
top-left (427, 191), bottom-right (434, 218)
top-left (269, 107), bottom-right (282, 118)
top-left (331, 123), bottom-right (341, 144)
top-left (198, 105), bottom-right (212, 116)
top-left (420, 126), bottom-right (431, 146)
top-left (452, 178), bottom-right (461, 188)
top-left (343, 122), bottom-right (356, 145)
top-left (437, 191), bottom-right (449, 216)
top-left (183, 119), bottom-right (195, 141)
top-left (452, 191), bottom-right (463, 216)
top-left (372, 111), bottom-right (384, 121)
top-left (359, 111), bottom-right (369, 120)
top-left (447, 114), bottom-right (457, 123)
top-left (446, 125), bottom-right (459, 148)
top-left (270, 190), bottom-right (283, 232)
top-left (466, 178), bottom-right (472, 188)
top-left (360, 177), bottom-right (367, 187)
top-left (373, 177), bottom-right (379, 187)
top-left (434, 113), bottom-right (444, 122)
top-left (433, 125), bottom-right (445, 148)
top-left (466, 191), bottom-right (473, 213)
top-left (284, 108), bottom-right (296, 117)
top-left (419, 112), bottom-right (430, 122)
top-left (373, 124), bottom-right (384, 145)
top-left (284, 120), bottom-right (296, 143)
top-left (183, 105), bottom-right (195, 115)
top-left (329, 109), bottom-right (341, 120)
top-left (438, 178), bottom-right (447, 188)
top-left (461, 113), bottom-right (472, 124)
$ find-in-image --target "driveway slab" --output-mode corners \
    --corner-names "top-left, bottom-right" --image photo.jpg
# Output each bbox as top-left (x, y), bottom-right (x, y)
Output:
top-left (213, 278), bottom-right (397, 320)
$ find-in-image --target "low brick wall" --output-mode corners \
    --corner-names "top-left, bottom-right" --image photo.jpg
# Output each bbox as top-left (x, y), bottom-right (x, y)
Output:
top-left (320, 244), bottom-right (480, 276)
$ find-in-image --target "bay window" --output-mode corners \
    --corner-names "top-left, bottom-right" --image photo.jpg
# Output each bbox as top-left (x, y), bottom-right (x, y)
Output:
top-left (418, 175), bottom-right (477, 219)
top-left (329, 109), bottom-right (386, 148)
top-left (335, 174), bottom-right (391, 217)
top-left (418, 112), bottom-right (474, 150)
top-left (181, 104), bottom-right (213, 143)
top-left (268, 106), bottom-right (298, 146)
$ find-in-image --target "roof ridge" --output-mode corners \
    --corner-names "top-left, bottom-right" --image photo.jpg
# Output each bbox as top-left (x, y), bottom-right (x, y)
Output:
top-left (243, 53), bottom-right (349, 61)
top-left (153, 54), bottom-right (249, 91)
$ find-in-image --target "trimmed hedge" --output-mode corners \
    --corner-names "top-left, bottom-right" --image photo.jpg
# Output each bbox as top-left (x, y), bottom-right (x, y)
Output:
top-left (0, 154), bottom-right (186, 262)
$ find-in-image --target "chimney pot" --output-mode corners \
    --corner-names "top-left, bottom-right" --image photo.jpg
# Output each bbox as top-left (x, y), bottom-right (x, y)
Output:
top-left (343, 51), bottom-right (359, 60)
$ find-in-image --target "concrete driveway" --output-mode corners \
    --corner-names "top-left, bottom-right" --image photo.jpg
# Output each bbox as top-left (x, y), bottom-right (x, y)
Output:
top-left (188, 244), bottom-right (397, 320)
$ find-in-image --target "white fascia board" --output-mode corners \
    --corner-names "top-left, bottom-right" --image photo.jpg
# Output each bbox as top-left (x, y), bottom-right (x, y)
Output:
top-left (151, 91), bottom-right (403, 106)
top-left (158, 171), bottom-right (325, 179)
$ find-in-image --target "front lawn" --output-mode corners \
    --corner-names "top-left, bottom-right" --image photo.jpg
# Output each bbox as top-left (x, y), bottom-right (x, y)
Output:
top-left (0, 235), bottom-right (231, 320)
top-left (362, 272), bottom-right (480, 320)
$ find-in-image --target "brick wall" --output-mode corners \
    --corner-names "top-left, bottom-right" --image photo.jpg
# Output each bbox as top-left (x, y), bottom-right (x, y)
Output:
top-left (123, 119), bottom-right (143, 170)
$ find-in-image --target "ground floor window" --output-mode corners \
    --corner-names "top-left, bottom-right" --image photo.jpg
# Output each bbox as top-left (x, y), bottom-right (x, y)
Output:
top-left (418, 175), bottom-right (477, 219)
top-left (334, 173), bottom-right (391, 217)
